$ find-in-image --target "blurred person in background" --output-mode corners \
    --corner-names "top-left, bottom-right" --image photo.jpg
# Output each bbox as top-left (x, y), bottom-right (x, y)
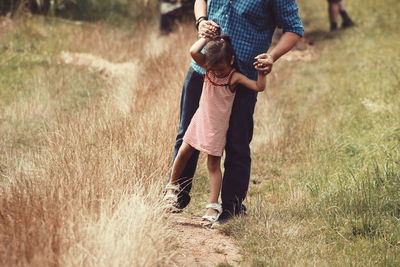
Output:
top-left (327, 0), bottom-right (355, 31)
top-left (160, 0), bottom-right (194, 33)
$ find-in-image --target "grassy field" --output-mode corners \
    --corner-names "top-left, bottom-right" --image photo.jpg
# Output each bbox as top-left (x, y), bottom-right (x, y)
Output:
top-left (215, 0), bottom-right (400, 265)
top-left (0, 15), bottom-right (193, 265)
top-left (0, 0), bottom-right (399, 265)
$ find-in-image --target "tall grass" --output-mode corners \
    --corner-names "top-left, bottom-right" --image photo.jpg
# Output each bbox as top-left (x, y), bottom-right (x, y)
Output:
top-left (0, 18), bottom-right (195, 265)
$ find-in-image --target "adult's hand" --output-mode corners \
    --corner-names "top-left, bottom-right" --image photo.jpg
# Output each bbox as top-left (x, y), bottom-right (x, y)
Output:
top-left (198, 20), bottom-right (220, 38)
top-left (254, 53), bottom-right (274, 75)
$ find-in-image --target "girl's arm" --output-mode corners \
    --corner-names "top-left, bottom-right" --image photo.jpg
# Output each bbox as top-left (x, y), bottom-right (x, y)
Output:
top-left (189, 37), bottom-right (208, 68)
top-left (231, 72), bottom-right (267, 92)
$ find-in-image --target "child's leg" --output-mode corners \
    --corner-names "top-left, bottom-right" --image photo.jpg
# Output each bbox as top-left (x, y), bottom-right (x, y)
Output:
top-left (169, 142), bottom-right (195, 187)
top-left (205, 155), bottom-right (222, 216)
top-left (165, 142), bottom-right (195, 206)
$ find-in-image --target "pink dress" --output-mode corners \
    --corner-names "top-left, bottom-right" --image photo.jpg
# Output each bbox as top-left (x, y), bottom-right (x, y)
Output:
top-left (183, 69), bottom-right (236, 157)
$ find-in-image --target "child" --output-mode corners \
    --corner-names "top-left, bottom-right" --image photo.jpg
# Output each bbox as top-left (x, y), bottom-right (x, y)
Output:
top-left (164, 35), bottom-right (266, 223)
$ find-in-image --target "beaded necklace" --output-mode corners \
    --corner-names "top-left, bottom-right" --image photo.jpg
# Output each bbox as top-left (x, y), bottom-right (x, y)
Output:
top-left (205, 69), bottom-right (236, 89)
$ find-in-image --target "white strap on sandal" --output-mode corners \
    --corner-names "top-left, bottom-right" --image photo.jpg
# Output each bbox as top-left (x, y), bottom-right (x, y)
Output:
top-left (163, 183), bottom-right (180, 202)
top-left (163, 193), bottom-right (178, 202)
top-left (165, 183), bottom-right (180, 191)
top-left (202, 203), bottom-right (223, 223)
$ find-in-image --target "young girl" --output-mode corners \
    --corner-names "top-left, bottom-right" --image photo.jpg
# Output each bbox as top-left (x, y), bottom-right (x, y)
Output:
top-left (164, 35), bottom-right (267, 223)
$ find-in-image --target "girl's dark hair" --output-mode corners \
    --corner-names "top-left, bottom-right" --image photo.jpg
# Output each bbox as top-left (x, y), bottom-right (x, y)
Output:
top-left (205, 35), bottom-right (234, 71)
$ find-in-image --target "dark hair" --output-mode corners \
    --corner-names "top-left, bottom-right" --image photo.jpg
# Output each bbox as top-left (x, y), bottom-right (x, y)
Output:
top-left (205, 35), bottom-right (234, 71)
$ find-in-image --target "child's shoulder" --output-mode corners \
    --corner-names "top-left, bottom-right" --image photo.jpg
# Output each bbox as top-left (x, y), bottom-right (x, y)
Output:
top-left (230, 71), bottom-right (246, 85)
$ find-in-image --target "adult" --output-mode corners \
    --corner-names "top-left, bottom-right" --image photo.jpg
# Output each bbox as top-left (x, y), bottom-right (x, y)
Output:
top-left (171, 0), bottom-right (304, 225)
top-left (327, 0), bottom-right (355, 31)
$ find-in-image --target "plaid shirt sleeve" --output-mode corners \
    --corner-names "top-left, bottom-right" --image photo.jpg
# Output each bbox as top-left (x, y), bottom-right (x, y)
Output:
top-left (273, 0), bottom-right (304, 36)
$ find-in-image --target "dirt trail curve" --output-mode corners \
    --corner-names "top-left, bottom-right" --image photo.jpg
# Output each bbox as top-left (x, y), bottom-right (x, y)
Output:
top-left (169, 214), bottom-right (241, 266)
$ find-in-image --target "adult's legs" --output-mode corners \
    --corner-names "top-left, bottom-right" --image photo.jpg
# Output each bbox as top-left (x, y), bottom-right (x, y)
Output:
top-left (328, 0), bottom-right (354, 30)
top-left (328, 0), bottom-right (340, 31)
top-left (171, 67), bottom-right (204, 209)
top-left (219, 85), bottom-right (258, 221)
top-left (338, 1), bottom-right (355, 28)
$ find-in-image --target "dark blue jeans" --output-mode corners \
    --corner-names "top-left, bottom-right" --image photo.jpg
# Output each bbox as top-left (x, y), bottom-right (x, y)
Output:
top-left (173, 67), bottom-right (257, 219)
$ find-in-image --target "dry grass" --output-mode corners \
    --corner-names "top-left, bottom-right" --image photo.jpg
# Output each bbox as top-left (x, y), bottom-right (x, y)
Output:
top-left (0, 18), bottom-right (196, 266)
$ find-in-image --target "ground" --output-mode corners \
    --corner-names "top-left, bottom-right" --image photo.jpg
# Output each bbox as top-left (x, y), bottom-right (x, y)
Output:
top-left (169, 214), bottom-right (241, 266)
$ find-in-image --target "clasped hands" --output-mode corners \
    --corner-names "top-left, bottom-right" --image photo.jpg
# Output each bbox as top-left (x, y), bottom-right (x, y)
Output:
top-left (198, 20), bottom-right (274, 75)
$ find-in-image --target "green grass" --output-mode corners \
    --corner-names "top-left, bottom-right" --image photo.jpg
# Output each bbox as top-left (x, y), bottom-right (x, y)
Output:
top-left (215, 0), bottom-right (400, 265)
top-left (55, 0), bottom-right (158, 26)
top-left (0, 18), bottom-right (102, 106)
top-left (1, 0), bottom-right (159, 26)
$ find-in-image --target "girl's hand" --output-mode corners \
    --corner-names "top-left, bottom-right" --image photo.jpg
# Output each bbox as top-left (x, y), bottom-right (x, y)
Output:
top-left (198, 20), bottom-right (220, 38)
top-left (254, 53), bottom-right (274, 75)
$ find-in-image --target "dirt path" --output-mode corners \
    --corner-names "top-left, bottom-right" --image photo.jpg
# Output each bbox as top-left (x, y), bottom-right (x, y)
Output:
top-left (169, 214), bottom-right (241, 266)
top-left (58, 52), bottom-right (138, 114)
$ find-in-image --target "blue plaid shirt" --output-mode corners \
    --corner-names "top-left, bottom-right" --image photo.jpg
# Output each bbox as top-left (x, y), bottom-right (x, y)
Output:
top-left (191, 0), bottom-right (304, 80)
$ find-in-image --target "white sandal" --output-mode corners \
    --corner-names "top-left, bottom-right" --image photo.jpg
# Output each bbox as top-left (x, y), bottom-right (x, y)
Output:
top-left (201, 203), bottom-right (223, 223)
top-left (163, 183), bottom-right (181, 212)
